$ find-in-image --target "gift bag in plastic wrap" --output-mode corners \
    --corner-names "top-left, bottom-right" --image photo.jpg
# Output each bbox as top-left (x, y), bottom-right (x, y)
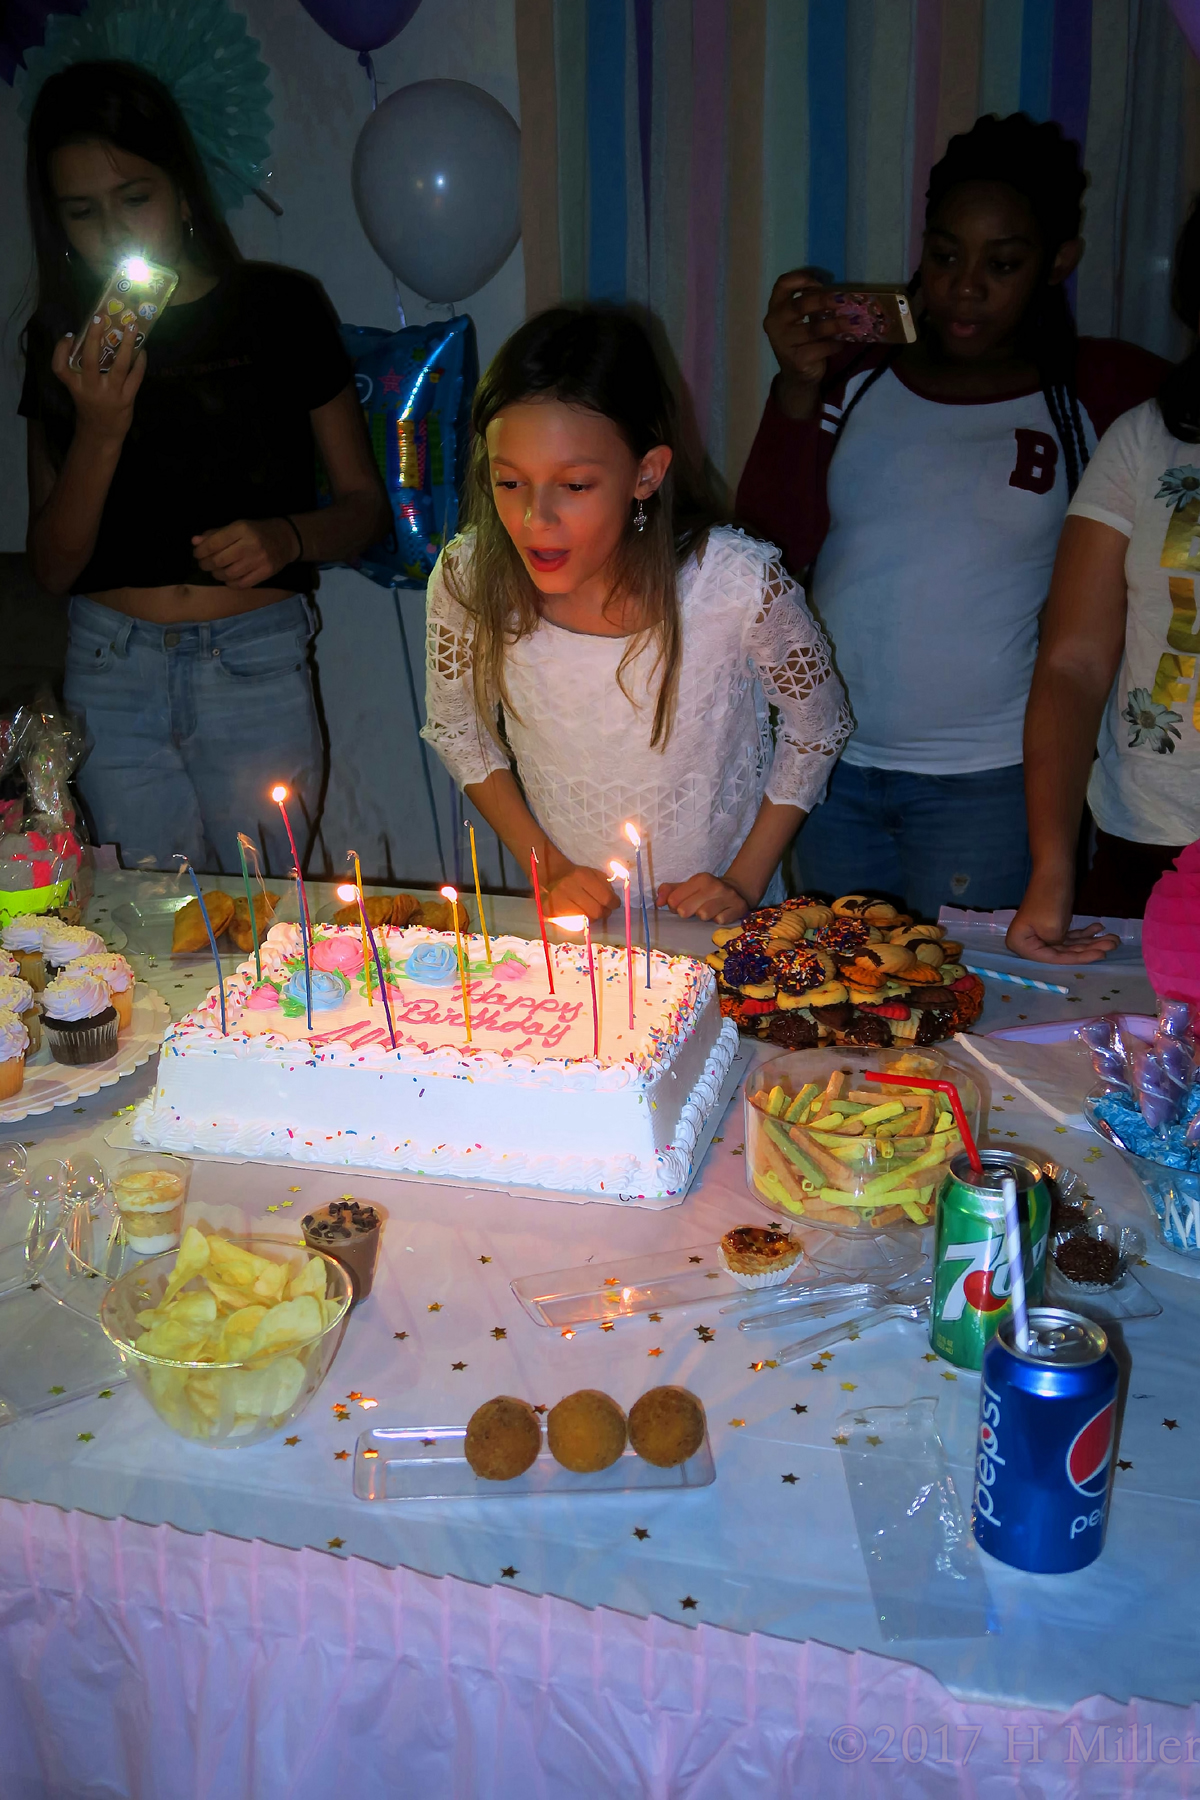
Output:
top-left (328, 315), bottom-right (478, 589)
top-left (0, 706), bottom-right (92, 925)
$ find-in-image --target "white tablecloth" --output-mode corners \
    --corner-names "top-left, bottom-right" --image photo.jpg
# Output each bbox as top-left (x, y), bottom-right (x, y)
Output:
top-left (2, 876), bottom-right (1198, 1794)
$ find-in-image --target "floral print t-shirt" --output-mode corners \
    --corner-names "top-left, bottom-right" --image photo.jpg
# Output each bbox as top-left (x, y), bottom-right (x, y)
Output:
top-left (1068, 399), bottom-right (1200, 846)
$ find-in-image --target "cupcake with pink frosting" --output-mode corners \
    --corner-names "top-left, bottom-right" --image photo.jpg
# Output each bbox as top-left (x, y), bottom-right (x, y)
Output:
top-left (0, 1008), bottom-right (29, 1100)
top-left (68, 951), bottom-right (136, 1030)
top-left (41, 970), bottom-right (118, 1066)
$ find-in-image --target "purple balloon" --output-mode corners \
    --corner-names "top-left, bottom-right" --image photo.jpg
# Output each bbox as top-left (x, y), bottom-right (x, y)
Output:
top-left (297, 0), bottom-right (422, 53)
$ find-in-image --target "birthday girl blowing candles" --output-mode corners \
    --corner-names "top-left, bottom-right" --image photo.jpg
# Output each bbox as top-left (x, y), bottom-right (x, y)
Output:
top-left (423, 307), bottom-right (851, 923)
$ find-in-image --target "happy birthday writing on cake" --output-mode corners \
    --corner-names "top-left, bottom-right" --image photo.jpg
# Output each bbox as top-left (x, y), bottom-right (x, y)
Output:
top-left (305, 981), bottom-right (586, 1054)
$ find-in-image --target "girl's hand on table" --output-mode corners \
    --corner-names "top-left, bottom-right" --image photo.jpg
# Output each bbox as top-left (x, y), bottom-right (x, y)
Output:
top-left (191, 518), bottom-right (297, 588)
top-left (544, 865), bottom-right (620, 922)
top-left (1006, 880), bottom-right (1121, 964)
top-left (658, 873), bottom-right (749, 924)
top-left (52, 321), bottom-right (145, 445)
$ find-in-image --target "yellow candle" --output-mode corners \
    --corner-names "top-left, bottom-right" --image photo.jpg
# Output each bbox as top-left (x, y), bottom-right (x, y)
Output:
top-left (466, 821), bottom-right (492, 964)
top-left (441, 884), bottom-right (472, 1043)
top-left (349, 851), bottom-right (373, 1005)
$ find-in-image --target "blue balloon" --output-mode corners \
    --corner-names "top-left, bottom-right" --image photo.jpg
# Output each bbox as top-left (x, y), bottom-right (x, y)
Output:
top-left (297, 0), bottom-right (421, 53)
top-left (328, 315), bottom-right (477, 590)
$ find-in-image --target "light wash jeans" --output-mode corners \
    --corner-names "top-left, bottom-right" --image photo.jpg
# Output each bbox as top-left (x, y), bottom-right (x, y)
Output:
top-left (795, 759), bottom-right (1031, 921)
top-left (64, 594), bottom-right (324, 877)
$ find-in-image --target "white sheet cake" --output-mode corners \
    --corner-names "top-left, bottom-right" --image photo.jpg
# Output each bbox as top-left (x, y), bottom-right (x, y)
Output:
top-left (134, 921), bottom-right (738, 1198)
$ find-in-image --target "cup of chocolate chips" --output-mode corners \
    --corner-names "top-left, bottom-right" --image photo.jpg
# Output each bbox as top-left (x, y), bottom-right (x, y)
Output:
top-left (1051, 1221), bottom-right (1142, 1293)
top-left (301, 1198), bottom-right (386, 1302)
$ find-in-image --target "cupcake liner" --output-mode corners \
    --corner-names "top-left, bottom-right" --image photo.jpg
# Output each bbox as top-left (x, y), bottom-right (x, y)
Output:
top-left (20, 1007), bottom-right (42, 1055)
top-left (0, 1055), bottom-right (25, 1100)
top-left (14, 952), bottom-right (46, 993)
top-left (43, 1008), bottom-right (119, 1067)
top-left (717, 1243), bottom-right (802, 1288)
top-left (111, 984), bottom-right (134, 1031)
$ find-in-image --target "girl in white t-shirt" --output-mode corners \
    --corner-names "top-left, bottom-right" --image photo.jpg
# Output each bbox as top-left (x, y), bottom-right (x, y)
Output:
top-left (422, 307), bottom-right (850, 924)
top-left (1008, 203), bottom-right (1200, 961)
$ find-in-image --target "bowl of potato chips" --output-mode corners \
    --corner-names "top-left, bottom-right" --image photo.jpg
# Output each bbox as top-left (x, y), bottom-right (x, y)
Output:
top-left (99, 1225), bottom-right (352, 1446)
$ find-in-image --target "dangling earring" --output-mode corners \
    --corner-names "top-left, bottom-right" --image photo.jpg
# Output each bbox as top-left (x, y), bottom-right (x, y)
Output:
top-left (184, 217), bottom-right (195, 242)
top-left (633, 496), bottom-right (648, 533)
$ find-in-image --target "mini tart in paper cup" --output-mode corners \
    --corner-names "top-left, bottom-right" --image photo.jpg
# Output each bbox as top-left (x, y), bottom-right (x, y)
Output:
top-left (718, 1225), bottom-right (803, 1288)
top-left (0, 1007), bottom-right (29, 1099)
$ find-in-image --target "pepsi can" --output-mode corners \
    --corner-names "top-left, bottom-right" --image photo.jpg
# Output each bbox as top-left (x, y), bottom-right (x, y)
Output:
top-left (972, 1307), bottom-right (1119, 1573)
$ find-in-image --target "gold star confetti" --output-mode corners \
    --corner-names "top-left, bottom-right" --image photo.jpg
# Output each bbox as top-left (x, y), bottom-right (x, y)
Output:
top-left (49, 1385), bottom-right (65, 1395)
top-left (288, 1186), bottom-right (301, 1192)
top-left (781, 1472), bottom-right (798, 1484)
top-left (334, 1450), bottom-right (349, 1461)
top-left (451, 1361), bottom-right (467, 1371)
top-left (840, 1382), bottom-right (857, 1391)
top-left (866, 1435), bottom-right (883, 1447)
top-left (729, 1418), bottom-right (746, 1428)
top-left (688, 1256), bottom-right (702, 1264)
top-left (421, 1437), bottom-right (436, 1446)
top-left (98, 1389), bottom-right (113, 1399)
top-left (77, 1431), bottom-right (94, 1442)
top-left (266, 1204), bottom-right (279, 1213)
top-left (680, 1596), bottom-right (698, 1611)
top-left (1055, 1125), bottom-right (1068, 1134)
top-left (648, 1312), bottom-right (662, 1322)
top-left (603, 1276), bottom-right (620, 1286)
top-left (632, 1527), bottom-right (650, 1540)
top-left (923, 1353), bottom-right (939, 1362)
top-left (358, 1397), bottom-right (378, 1409)
top-left (792, 1403), bottom-right (808, 1414)
top-left (832, 1433), bottom-right (849, 1446)
top-left (280, 1200), bottom-right (294, 1208)
top-left (347, 1391), bottom-right (363, 1401)
top-left (333, 1406), bottom-right (350, 1421)
top-left (394, 1331), bottom-right (408, 1341)
top-left (500, 1566), bottom-right (518, 1579)
top-left (490, 1327), bottom-right (507, 1340)
top-left (942, 1372), bottom-right (957, 1382)
top-left (561, 1328), bottom-right (575, 1339)
top-left (428, 1302), bottom-right (443, 1312)
top-left (363, 1448), bottom-right (379, 1460)
top-left (327, 1538), bottom-right (344, 1550)
top-left (600, 1320), bottom-right (615, 1333)
top-left (479, 1255), bottom-right (491, 1264)
top-left (706, 1271), bottom-right (720, 1280)
top-left (1117, 1459), bottom-right (1132, 1470)
top-left (284, 1435), bottom-right (301, 1445)
top-left (811, 1362), bottom-right (826, 1372)
top-left (533, 1404), bottom-right (547, 1415)
top-left (648, 1347), bottom-right (663, 1357)
top-left (1164, 1418), bottom-right (1179, 1430)
top-left (819, 1351), bottom-right (835, 1361)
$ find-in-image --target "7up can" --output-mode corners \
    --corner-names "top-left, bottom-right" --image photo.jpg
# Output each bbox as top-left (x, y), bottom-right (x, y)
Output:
top-left (930, 1151), bottom-right (1051, 1369)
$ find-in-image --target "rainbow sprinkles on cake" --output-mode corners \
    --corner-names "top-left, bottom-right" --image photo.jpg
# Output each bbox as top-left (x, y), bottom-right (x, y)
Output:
top-left (134, 921), bottom-right (738, 1198)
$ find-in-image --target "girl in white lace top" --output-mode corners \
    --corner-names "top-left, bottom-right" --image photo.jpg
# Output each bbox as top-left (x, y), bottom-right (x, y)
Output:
top-left (423, 309), bottom-right (851, 923)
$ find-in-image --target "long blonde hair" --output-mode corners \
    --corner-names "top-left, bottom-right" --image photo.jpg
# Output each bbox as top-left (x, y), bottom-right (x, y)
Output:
top-left (449, 306), bottom-right (720, 750)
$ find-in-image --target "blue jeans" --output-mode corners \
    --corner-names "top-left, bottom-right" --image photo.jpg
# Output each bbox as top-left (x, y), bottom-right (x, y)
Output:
top-left (64, 594), bottom-right (324, 877)
top-left (794, 760), bottom-right (1031, 921)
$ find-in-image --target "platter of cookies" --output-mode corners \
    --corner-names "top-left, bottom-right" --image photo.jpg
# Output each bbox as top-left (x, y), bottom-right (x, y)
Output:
top-left (353, 1384), bottom-right (714, 1499)
top-left (707, 893), bottom-right (984, 1049)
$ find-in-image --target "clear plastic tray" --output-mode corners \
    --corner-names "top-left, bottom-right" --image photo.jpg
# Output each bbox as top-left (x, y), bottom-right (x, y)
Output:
top-left (510, 1243), bottom-right (746, 1326)
top-left (354, 1424), bottom-right (715, 1500)
top-left (0, 1284), bottom-right (125, 1424)
top-left (1043, 1257), bottom-right (1162, 1322)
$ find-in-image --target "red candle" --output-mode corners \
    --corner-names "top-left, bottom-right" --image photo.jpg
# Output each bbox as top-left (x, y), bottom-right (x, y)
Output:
top-left (610, 859), bottom-right (635, 1032)
top-left (551, 914), bottom-right (598, 1058)
top-left (529, 847), bottom-right (555, 995)
top-left (271, 784), bottom-right (311, 939)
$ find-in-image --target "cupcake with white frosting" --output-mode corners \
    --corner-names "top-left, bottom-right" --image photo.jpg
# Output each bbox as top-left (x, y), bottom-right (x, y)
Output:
top-left (0, 975), bottom-right (41, 1055)
top-left (0, 1007), bottom-right (29, 1100)
top-left (43, 925), bottom-right (105, 971)
top-left (41, 971), bottom-right (118, 1066)
top-left (68, 952), bottom-right (135, 1030)
top-left (0, 914), bottom-right (53, 990)
top-left (0, 950), bottom-right (19, 979)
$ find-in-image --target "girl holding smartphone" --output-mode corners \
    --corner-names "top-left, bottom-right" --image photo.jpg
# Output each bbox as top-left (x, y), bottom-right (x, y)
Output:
top-left (21, 60), bottom-right (389, 875)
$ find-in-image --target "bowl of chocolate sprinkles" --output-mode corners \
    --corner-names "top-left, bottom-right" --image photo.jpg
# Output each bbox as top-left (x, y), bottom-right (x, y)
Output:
top-left (1051, 1221), bottom-right (1144, 1293)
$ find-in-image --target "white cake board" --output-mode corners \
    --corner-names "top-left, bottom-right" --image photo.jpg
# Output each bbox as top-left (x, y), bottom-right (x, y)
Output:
top-left (106, 1048), bottom-right (752, 1212)
top-left (0, 990), bottom-right (169, 1124)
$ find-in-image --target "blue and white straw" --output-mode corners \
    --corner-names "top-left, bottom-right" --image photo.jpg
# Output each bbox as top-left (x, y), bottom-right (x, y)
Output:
top-left (965, 964), bottom-right (1070, 996)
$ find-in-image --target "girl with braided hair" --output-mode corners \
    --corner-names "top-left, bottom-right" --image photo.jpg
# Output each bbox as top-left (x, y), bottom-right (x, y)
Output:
top-left (737, 113), bottom-right (1165, 920)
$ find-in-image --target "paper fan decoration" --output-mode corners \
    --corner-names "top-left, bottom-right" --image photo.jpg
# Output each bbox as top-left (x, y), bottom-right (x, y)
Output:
top-left (19, 0), bottom-right (272, 213)
top-left (1142, 838), bottom-right (1200, 1005)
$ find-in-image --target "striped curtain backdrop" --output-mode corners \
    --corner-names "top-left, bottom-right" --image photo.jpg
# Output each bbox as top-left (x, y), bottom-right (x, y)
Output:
top-left (515, 0), bottom-right (1200, 490)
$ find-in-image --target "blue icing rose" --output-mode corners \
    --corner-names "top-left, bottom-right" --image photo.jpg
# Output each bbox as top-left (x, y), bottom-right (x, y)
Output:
top-left (282, 967), bottom-right (349, 1011)
top-left (402, 942), bottom-right (460, 986)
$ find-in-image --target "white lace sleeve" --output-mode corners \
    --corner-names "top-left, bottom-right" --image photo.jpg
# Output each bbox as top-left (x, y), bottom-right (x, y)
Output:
top-left (744, 547), bottom-right (853, 811)
top-left (421, 547), bottom-right (512, 789)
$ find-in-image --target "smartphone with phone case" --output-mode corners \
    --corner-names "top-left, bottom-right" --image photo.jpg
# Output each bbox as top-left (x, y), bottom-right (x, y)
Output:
top-left (826, 285), bottom-right (917, 346)
top-left (68, 254), bottom-right (179, 372)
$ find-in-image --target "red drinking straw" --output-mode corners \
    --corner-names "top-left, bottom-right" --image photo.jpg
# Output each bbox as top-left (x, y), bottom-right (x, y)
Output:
top-left (529, 847), bottom-right (555, 995)
top-left (863, 1071), bottom-right (981, 1173)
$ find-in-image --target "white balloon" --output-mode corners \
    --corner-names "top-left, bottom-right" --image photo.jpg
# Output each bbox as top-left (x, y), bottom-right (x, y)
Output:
top-left (352, 79), bottom-right (521, 303)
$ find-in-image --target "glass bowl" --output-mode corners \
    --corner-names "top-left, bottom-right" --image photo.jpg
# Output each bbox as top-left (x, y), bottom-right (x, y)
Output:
top-left (99, 1234), bottom-right (352, 1447)
top-left (1084, 1090), bottom-right (1200, 1258)
top-left (744, 1044), bottom-right (981, 1237)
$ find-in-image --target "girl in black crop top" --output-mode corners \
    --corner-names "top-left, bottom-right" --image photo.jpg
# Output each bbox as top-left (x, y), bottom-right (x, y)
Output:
top-left (20, 61), bottom-right (390, 876)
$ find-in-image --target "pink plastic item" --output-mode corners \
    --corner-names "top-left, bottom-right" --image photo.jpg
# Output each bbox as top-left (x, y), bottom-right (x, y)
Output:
top-left (1142, 838), bottom-right (1200, 1007)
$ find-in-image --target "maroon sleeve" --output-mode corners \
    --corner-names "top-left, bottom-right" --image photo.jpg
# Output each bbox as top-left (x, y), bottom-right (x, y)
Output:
top-left (1076, 336), bottom-right (1171, 439)
top-left (734, 383), bottom-right (831, 576)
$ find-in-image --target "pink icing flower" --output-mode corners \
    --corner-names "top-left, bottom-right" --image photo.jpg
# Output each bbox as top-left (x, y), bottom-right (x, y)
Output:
top-left (488, 956), bottom-right (529, 982)
top-left (244, 984), bottom-right (280, 1010)
top-left (312, 935), bottom-right (363, 974)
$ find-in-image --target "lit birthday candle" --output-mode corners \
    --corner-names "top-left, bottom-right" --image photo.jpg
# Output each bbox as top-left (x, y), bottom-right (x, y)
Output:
top-left (441, 885), bottom-right (472, 1043)
top-left (551, 914), bottom-right (599, 1058)
top-left (624, 822), bottom-right (652, 988)
top-left (336, 882), bottom-right (397, 1048)
top-left (465, 820), bottom-right (492, 964)
top-left (270, 784), bottom-right (311, 939)
top-left (609, 859), bottom-right (635, 1032)
top-left (174, 855), bottom-right (227, 1035)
